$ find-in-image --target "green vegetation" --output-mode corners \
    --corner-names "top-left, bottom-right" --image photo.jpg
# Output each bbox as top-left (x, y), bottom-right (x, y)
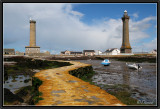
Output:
top-left (4, 56), bottom-right (73, 105)
top-left (99, 84), bottom-right (138, 105)
top-left (8, 77), bottom-right (44, 105)
top-left (30, 77), bottom-right (43, 105)
top-left (79, 71), bottom-right (95, 85)
top-left (4, 57), bottom-right (72, 74)
top-left (108, 90), bottom-right (138, 105)
top-left (69, 66), bottom-right (95, 85)
top-left (99, 84), bottom-right (154, 105)
top-left (4, 57), bottom-right (72, 81)
top-left (115, 57), bottom-right (156, 63)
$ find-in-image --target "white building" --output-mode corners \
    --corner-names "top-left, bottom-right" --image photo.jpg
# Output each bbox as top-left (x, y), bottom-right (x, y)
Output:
top-left (83, 50), bottom-right (95, 56)
top-left (150, 49), bottom-right (157, 54)
top-left (95, 50), bottom-right (103, 55)
top-left (105, 48), bottom-right (120, 55)
top-left (61, 50), bottom-right (83, 55)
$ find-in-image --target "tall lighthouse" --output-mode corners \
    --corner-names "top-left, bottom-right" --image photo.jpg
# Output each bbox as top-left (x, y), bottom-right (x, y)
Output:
top-left (25, 19), bottom-right (40, 55)
top-left (120, 10), bottom-right (132, 53)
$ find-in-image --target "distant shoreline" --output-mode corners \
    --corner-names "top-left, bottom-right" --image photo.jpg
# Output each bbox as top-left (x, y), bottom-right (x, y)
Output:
top-left (3, 54), bottom-right (156, 63)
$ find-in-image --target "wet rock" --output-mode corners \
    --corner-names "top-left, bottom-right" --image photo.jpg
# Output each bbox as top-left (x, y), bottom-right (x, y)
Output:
top-left (51, 90), bottom-right (66, 93)
top-left (56, 100), bottom-right (63, 104)
top-left (52, 100), bottom-right (63, 105)
top-left (4, 88), bottom-right (24, 103)
top-left (24, 79), bottom-right (31, 83)
top-left (81, 85), bottom-right (85, 88)
top-left (85, 100), bottom-right (95, 104)
top-left (74, 98), bottom-right (95, 104)
top-left (19, 77), bottom-right (23, 79)
top-left (12, 79), bottom-right (17, 82)
top-left (53, 94), bottom-right (60, 97)
top-left (9, 85), bottom-right (13, 87)
top-left (91, 96), bottom-right (99, 100)
top-left (84, 89), bottom-right (89, 92)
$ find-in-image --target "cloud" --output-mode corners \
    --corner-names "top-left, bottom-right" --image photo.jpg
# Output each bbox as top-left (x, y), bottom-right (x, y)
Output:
top-left (3, 3), bottom-right (157, 53)
top-left (71, 11), bottom-right (84, 17)
top-left (132, 13), bottom-right (139, 18)
top-left (143, 38), bottom-right (157, 51)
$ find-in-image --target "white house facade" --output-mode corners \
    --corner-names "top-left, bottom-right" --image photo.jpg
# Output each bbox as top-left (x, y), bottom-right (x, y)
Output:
top-left (150, 49), bottom-right (157, 54)
top-left (105, 48), bottom-right (120, 55)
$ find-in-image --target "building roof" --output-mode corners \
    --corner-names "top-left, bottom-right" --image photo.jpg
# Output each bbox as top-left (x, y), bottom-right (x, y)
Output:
top-left (70, 52), bottom-right (82, 54)
top-left (83, 50), bottom-right (95, 52)
top-left (61, 51), bottom-right (83, 54)
top-left (153, 49), bottom-right (157, 52)
top-left (61, 51), bottom-right (65, 54)
top-left (4, 49), bottom-right (15, 53)
top-left (105, 48), bottom-right (118, 52)
top-left (61, 50), bottom-right (70, 53)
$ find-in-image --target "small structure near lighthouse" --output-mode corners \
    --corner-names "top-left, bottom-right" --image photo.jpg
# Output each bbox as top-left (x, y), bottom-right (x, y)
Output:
top-left (25, 19), bottom-right (40, 55)
top-left (120, 10), bottom-right (132, 53)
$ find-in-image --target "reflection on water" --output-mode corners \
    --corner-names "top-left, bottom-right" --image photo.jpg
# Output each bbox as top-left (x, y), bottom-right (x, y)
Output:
top-left (75, 60), bottom-right (157, 104)
top-left (4, 75), bottom-right (32, 94)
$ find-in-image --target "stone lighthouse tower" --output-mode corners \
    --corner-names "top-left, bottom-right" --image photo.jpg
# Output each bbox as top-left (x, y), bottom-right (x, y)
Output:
top-left (29, 20), bottom-right (36, 47)
top-left (25, 19), bottom-right (40, 55)
top-left (120, 10), bottom-right (132, 53)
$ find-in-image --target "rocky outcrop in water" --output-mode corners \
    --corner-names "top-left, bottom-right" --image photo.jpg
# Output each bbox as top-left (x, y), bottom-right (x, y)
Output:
top-left (4, 88), bottom-right (24, 104)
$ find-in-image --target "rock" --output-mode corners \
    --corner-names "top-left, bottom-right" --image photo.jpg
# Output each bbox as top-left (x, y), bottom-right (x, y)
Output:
top-left (4, 88), bottom-right (24, 103)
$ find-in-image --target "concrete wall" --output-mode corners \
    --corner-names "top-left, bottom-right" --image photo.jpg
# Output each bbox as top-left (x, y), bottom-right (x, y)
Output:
top-left (25, 47), bottom-right (40, 54)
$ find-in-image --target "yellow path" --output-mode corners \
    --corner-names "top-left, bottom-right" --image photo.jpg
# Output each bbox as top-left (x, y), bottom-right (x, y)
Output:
top-left (34, 61), bottom-right (125, 106)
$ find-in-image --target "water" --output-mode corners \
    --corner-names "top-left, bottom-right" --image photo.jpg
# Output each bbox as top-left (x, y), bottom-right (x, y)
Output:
top-left (4, 75), bottom-right (32, 94)
top-left (75, 59), bottom-right (157, 104)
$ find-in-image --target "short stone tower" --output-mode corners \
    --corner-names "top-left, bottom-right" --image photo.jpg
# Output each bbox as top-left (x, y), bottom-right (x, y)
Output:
top-left (120, 10), bottom-right (132, 53)
top-left (25, 19), bottom-right (40, 54)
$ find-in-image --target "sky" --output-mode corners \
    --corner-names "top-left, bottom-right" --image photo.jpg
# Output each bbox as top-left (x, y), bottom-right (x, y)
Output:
top-left (3, 3), bottom-right (157, 54)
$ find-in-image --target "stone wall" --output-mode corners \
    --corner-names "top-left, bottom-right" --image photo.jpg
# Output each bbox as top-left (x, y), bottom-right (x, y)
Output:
top-left (25, 47), bottom-right (40, 54)
top-left (26, 53), bottom-right (50, 56)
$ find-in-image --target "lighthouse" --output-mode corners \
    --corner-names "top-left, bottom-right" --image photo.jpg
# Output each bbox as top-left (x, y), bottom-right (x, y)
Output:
top-left (25, 19), bottom-right (40, 54)
top-left (120, 10), bottom-right (132, 53)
